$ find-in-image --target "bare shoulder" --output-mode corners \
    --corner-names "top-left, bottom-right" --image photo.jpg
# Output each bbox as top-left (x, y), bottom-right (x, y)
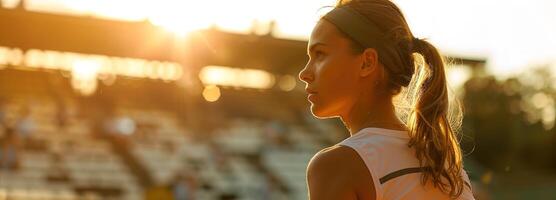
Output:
top-left (308, 145), bottom-right (361, 172)
top-left (306, 145), bottom-right (375, 200)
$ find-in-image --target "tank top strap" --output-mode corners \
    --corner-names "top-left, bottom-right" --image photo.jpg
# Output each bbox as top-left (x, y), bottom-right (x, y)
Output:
top-left (379, 166), bottom-right (472, 190)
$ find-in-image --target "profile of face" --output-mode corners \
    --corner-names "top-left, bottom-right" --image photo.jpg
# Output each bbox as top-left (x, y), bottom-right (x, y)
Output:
top-left (299, 20), bottom-right (380, 119)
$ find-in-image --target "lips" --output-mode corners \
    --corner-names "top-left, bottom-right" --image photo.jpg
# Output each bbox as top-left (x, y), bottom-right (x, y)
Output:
top-left (305, 88), bottom-right (318, 102)
top-left (305, 88), bottom-right (318, 94)
top-left (307, 93), bottom-right (317, 102)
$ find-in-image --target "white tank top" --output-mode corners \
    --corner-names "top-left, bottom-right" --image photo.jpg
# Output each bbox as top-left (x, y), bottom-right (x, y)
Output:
top-left (338, 127), bottom-right (475, 200)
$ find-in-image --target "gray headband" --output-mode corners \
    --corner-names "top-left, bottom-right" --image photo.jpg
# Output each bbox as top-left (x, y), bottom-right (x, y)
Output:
top-left (322, 6), bottom-right (385, 49)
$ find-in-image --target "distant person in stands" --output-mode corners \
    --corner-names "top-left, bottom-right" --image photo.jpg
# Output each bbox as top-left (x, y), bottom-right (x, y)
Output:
top-left (0, 98), bottom-right (6, 128)
top-left (298, 0), bottom-right (475, 199)
top-left (264, 120), bottom-right (287, 147)
top-left (103, 115), bottom-right (136, 136)
top-left (15, 104), bottom-right (35, 141)
top-left (55, 98), bottom-right (69, 131)
top-left (256, 174), bottom-right (274, 200)
top-left (172, 171), bottom-right (198, 200)
top-left (0, 126), bottom-right (20, 170)
top-left (47, 151), bottom-right (70, 182)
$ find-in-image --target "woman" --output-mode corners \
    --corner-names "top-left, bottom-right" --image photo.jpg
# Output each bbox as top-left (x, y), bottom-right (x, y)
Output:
top-left (298, 0), bottom-right (475, 199)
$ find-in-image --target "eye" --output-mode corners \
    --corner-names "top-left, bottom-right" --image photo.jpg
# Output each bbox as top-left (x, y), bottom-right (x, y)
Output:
top-left (314, 50), bottom-right (325, 58)
top-left (307, 50), bottom-right (326, 60)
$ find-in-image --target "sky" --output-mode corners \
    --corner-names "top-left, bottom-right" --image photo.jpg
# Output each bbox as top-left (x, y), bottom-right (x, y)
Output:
top-left (2, 0), bottom-right (556, 79)
top-left (394, 0), bottom-right (556, 78)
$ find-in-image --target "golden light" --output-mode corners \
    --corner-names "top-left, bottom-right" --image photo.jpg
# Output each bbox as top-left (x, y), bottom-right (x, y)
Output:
top-left (170, 63), bottom-right (184, 80)
top-left (446, 65), bottom-right (472, 89)
top-left (202, 85), bottom-right (221, 102)
top-left (6, 0), bottom-right (556, 77)
top-left (60, 52), bottom-right (77, 71)
top-left (72, 59), bottom-right (101, 77)
top-left (145, 61), bottom-right (161, 79)
top-left (71, 59), bottom-right (101, 96)
top-left (1, 0), bottom-right (21, 9)
top-left (1, 46), bottom-right (184, 82)
top-left (531, 92), bottom-right (551, 109)
top-left (528, 92), bottom-right (556, 129)
top-left (43, 50), bottom-right (61, 69)
top-left (24, 49), bottom-right (43, 68)
top-left (199, 65), bottom-right (275, 89)
top-left (241, 69), bottom-right (275, 89)
top-left (147, 1), bottom-right (214, 36)
top-left (157, 63), bottom-right (182, 81)
top-left (542, 106), bottom-right (555, 130)
top-left (0, 47), bottom-right (23, 67)
top-left (199, 66), bottom-right (237, 87)
top-left (278, 75), bottom-right (297, 91)
top-left (150, 17), bottom-right (211, 37)
top-left (0, 47), bottom-right (8, 66)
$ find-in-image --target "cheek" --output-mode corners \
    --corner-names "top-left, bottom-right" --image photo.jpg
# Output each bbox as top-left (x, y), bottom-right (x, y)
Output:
top-left (314, 58), bottom-right (360, 110)
top-left (318, 58), bottom-right (359, 96)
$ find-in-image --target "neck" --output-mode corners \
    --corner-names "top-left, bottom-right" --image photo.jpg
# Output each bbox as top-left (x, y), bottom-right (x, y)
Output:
top-left (341, 92), bottom-right (406, 136)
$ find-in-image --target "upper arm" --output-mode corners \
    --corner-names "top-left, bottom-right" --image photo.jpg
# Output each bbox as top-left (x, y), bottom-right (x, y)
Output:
top-left (306, 145), bottom-right (375, 200)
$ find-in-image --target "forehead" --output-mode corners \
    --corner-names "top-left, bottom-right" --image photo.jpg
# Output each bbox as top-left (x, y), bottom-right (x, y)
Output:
top-left (308, 20), bottom-right (348, 49)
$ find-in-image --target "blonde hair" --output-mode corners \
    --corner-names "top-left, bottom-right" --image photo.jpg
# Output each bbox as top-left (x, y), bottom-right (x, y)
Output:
top-left (333, 0), bottom-right (465, 197)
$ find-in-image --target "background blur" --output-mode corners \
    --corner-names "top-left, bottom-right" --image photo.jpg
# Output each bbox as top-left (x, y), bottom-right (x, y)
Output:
top-left (0, 0), bottom-right (555, 199)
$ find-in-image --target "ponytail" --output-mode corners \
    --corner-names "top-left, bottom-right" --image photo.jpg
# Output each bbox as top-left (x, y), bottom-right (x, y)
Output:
top-left (408, 38), bottom-right (464, 197)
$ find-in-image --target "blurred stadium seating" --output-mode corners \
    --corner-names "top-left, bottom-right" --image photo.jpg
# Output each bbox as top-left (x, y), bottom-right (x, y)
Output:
top-left (0, 67), bottom-right (347, 199)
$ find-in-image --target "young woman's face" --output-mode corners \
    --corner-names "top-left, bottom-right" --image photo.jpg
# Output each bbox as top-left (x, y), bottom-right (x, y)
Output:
top-left (298, 20), bottom-right (367, 118)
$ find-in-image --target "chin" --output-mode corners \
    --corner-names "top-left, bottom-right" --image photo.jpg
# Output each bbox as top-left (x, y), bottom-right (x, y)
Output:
top-left (310, 104), bottom-right (337, 119)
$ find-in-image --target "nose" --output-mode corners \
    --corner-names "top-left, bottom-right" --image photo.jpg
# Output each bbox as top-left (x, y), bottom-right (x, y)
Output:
top-left (298, 62), bottom-right (314, 83)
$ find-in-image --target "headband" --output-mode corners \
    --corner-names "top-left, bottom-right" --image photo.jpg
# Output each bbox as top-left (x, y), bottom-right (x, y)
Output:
top-left (322, 6), bottom-right (386, 49)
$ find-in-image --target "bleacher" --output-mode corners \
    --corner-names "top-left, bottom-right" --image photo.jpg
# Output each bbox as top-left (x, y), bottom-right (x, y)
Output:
top-left (262, 149), bottom-right (314, 200)
top-left (0, 85), bottom-right (344, 200)
top-left (0, 96), bottom-right (141, 200)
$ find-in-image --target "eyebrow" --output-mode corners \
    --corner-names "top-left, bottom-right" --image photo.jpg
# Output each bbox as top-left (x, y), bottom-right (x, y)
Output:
top-left (307, 42), bottom-right (326, 55)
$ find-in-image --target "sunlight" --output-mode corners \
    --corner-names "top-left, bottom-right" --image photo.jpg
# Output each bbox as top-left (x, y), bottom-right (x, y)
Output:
top-left (199, 66), bottom-right (236, 87)
top-left (1, 0), bottom-right (22, 9)
top-left (147, 0), bottom-right (215, 36)
top-left (199, 65), bottom-right (275, 89)
top-left (71, 59), bottom-right (101, 96)
top-left (8, 0), bottom-right (556, 77)
top-left (278, 75), bottom-right (297, 92)
top-left (203, 85), bottom-right (221, 102)
top-left (446, 65), bottom-right (472, 89)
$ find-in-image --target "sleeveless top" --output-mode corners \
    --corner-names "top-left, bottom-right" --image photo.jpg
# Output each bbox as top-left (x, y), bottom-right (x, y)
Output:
top-left (338, 127), bottom-right (475, 200)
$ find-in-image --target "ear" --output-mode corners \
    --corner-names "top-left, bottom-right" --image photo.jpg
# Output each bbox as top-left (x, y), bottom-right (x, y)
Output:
top-left (359, 48), bottom-right (379, 77)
